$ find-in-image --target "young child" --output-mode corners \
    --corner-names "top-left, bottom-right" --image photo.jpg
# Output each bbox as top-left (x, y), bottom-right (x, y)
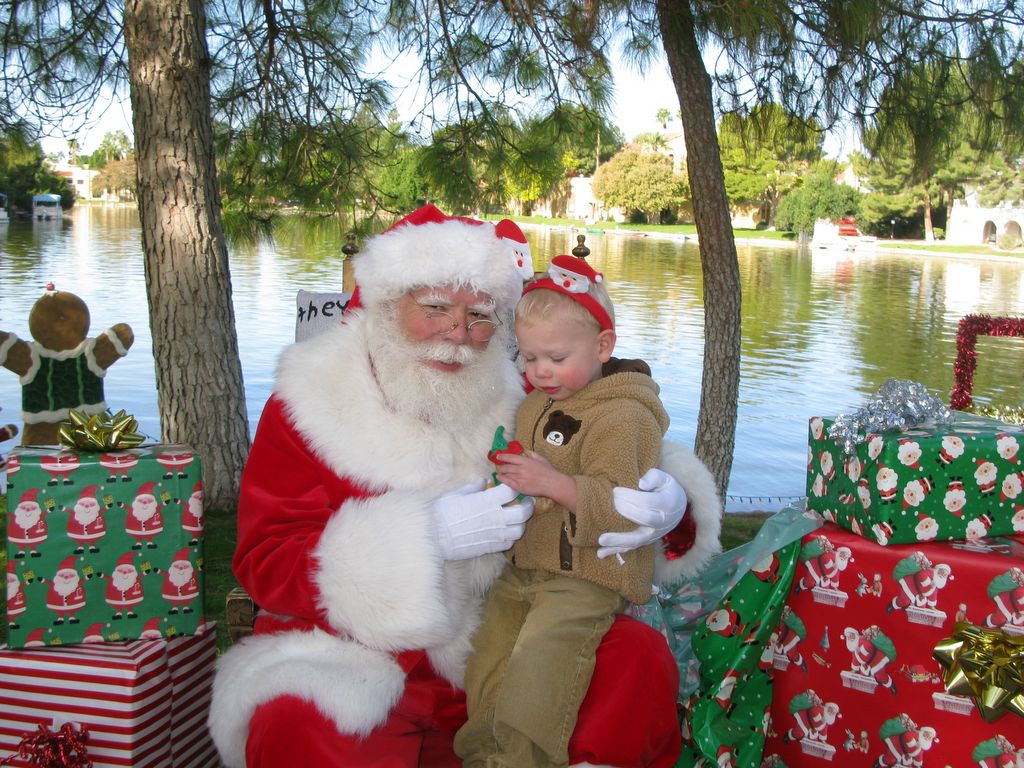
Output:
top-left (455, 255), bottom-right (670, 768)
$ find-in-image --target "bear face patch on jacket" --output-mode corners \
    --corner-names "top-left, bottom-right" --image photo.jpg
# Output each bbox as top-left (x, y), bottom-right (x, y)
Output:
top-left (543, 411), bottom-right (582, 447)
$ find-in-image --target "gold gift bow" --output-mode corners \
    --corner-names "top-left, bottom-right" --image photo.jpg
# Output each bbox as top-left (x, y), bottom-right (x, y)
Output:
top-left (933, 621), bottom-right (1024, 722)
top-left (58, 409), bottom-right (146, 451)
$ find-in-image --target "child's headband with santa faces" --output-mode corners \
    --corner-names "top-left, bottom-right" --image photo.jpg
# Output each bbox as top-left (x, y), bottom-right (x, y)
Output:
top-left (521, 255), bottom-right (614, 331)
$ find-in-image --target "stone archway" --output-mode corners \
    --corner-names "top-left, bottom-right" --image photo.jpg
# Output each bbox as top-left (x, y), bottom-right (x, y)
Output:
top-left (1003, 220), bottom-right (1023, 247)
top-left (983, 220), bottom-right (998, 243)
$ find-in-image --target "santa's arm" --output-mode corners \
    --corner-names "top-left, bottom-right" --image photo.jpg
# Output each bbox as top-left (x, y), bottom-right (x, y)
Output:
top-left (653, 440), bottom-right (722, 585)
top-left (233, 396), bottom-right (453, 651)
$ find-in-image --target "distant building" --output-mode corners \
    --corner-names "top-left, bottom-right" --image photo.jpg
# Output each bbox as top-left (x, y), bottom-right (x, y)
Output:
top-left (54, 163), bottom-right (101, 200)
top-left (945, 189), bottom-right (1024, 246)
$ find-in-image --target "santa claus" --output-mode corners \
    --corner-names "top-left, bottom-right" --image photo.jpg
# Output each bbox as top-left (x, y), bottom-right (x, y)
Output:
top-left (161, 548), bottom-right (200, 614)
top-left (9, 487), bottom-right (49, 558)
top-left (181, 481), bottom-right (204, 544)
top-left (7, 561), bottom-right (26, 628)
top-left (46, 556), bottom-right (86, 624)
top-left (105, 551), bottom-right (145, 619)
top-left (209, 204), bottom-right (722, 768)
top-left (66, 484), bottom-right (107, 554)
top-left (124, 480), bottom-right (164, 549)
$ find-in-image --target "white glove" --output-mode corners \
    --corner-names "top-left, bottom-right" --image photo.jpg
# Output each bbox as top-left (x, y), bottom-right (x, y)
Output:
top-left (597, 468), bottom-right (688, 560)
top-left (432, 480), bottom-right (535, 561)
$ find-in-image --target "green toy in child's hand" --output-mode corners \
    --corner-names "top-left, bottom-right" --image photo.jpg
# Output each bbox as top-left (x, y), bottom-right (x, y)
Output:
top-left (486, 426), bottom-right (525, 500)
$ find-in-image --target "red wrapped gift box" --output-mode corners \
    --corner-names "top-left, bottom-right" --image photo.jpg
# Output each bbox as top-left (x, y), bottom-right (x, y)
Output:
top-left (762, 523), bottom-right (1024, 767)
top-left (0, 622), bottom-right (218, 767)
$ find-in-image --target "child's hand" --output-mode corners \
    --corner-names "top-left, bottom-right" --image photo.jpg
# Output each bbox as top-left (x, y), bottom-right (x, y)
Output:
top-left (495, 451), bottom-right (575, 509)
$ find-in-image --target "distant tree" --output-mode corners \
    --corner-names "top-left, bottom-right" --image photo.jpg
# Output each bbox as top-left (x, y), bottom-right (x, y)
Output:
top-left (862, 61), bottom-right (972, 241)
top-left (975, 150), bottom-right (1024, 207)
top-left (592, 147), bottom-right (688, 222)
top-left (0, 128), bottom-right (72, 211)
top-left (775, 167), bottom-right (861, 236)
top-left (718, 103), bottom-right (823, 226)
top-left (94, 156), bottom-right (137, 199)
top-left (376, 145), bottom-right (429, 213)
top-left (656, 107), bottom-right (672, 129)
top-left (852, 148), bottom-right (926, 236)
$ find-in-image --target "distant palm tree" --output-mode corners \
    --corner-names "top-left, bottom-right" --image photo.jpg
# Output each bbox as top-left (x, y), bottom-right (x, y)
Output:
top-left (656, 107), bottom-right (671, 129)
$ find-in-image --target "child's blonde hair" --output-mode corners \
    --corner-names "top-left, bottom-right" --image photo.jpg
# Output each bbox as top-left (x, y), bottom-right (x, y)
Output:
top-left (515, 277), bottom-right (615, 332)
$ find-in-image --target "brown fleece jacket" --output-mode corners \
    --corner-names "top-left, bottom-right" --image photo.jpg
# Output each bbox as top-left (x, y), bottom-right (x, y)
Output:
top-left (509, 371), bottom-right (670, 603)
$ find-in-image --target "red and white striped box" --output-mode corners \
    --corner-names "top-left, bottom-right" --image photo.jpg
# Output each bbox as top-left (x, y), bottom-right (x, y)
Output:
top-left (0, 622), bottom-right (218, 767)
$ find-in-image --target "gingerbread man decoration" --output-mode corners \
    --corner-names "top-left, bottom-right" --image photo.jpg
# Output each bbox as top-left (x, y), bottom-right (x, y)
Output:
top-left (0, 284), bottom-right (133, 445)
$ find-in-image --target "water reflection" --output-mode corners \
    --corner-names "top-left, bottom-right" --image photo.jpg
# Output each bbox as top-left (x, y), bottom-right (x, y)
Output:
top-left (1, 206), bottom-right (1022, 511)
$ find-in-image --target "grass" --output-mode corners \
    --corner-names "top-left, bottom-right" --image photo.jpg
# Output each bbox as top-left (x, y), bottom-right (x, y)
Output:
top-left (1, 490), bottom-right (769, 652)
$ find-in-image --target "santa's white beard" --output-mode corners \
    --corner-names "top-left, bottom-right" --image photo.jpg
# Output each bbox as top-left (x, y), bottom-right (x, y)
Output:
top-left (15, 506), bottom-right (41, 530)
top-left (188, 498), bottom-right (203, 519)
top-left (75, 504), bottom-right (99, 526)
top-left (366, 304), bottom-right (513, 432)
top-left (7, 576), bottom-right (18, 601)
top-left (168, 564), bottom-right (194, 588)
top-left (132, 498), bottom-right (157, 521)
top-left (54, 572), bottom-right (80, 597)
top-left (112, 568), bottom-right (138, 592)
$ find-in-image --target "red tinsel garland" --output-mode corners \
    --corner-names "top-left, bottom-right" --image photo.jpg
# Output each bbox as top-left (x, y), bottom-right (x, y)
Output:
top-left (950, 314), bottom-right (1024, 410)
top-left (0, 723), bottom-right (91, 768)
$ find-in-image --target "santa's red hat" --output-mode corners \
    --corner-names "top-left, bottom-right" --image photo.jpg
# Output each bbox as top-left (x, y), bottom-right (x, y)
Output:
top-left (23, 628), bottom-right (47, 646)
top-left (78, 484), bottom-right (100, 502)
top-left (57, 556), bottom-right (79, 573)
top-left (172, 548), bottom-right (191, 565)
top-left (193, 481), bottom-right (203, 495)
top-left (18, 488), bottom-right (41, 504)
top-left (7, 560), bottom-right (17, 576)
top-left (136, 481), bottom-right (158, 496)
top-left (495, 219), bottom-right (534, 280)
top-left (522, 255), bottom-right (614, 331)
top-left (83, 623), bottom-right (105, 642)
top-left (353, 204), bottom-right (523, 313)
top-left (116, 552), bottom-right (136, 568)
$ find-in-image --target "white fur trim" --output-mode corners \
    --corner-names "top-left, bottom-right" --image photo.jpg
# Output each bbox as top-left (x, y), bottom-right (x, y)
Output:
top-left (103, 327), bottom-right (128, 356)
top-left (314, 491), bottom-right (453, 651)
top-left (0, 333), bottom-right (17, 367)
top-left (654, 440), bottom-right (722, 587)
top-left (209, 630), bottom-right (405, 768)
top-left (354, 217), bottom-right (523, 311)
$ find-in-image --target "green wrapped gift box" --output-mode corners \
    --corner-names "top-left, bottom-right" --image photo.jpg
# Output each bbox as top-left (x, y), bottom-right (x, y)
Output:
top-left (5, 444), bottom-right (205, 647)
top-left (806, 412), bottom-right (1024, 546)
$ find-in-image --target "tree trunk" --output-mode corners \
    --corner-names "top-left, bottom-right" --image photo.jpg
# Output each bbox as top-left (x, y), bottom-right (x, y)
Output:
top-left (124, 0), bottom-right (250, 510)
top-left (657, 0), bottom-right (740, 502)
top-left (923, 176), bottom-right (934, 242)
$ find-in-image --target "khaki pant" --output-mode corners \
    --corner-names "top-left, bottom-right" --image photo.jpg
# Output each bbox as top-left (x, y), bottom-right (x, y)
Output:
top-left (456, 565), bottom-right (626, 768)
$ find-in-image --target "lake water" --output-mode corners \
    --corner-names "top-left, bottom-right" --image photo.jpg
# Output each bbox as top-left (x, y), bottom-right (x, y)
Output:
top-left (2, 205), bottom-right (1022, 511)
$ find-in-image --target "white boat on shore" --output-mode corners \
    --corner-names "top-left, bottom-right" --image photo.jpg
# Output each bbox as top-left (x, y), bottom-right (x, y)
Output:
top-left (0, 192), bottom-right (8, 224)
top-left (32, 193), bottom-right (62, 221)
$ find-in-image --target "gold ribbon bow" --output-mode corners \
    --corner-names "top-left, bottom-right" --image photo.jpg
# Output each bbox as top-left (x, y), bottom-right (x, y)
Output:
top-left (933, 621), bottom-right (1024, 722)
top-left (58, 409), bottom-right (146, 451)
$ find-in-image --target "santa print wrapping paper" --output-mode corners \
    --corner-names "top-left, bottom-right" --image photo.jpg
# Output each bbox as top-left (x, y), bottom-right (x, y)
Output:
top-left (0, 621), bottom-right (218, 767)
top-left (5, 444), bottom-right (205, 647)
top-left (806, 411), bottom-right (1024, 546)
top-left (761, 522), bottom-right (1024, 768)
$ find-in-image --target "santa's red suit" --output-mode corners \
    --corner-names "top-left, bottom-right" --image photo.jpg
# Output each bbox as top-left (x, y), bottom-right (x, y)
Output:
top-left (106, 579), bottom-right (144, 609)
top-left (46, 578), bottom-right (86, 616)
top-left (208, 207), bottom-right (721, 768)
top-left (161, 564), bottom-right (199, 608)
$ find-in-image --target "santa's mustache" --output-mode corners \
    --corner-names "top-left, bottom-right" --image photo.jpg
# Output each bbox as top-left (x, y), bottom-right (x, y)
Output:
top-left (416, 341), bottom-right (480, 366)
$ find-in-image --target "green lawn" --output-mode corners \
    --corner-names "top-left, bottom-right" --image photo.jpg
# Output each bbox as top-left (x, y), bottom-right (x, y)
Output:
top-left (1, 491), bottom-right (768, 652)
